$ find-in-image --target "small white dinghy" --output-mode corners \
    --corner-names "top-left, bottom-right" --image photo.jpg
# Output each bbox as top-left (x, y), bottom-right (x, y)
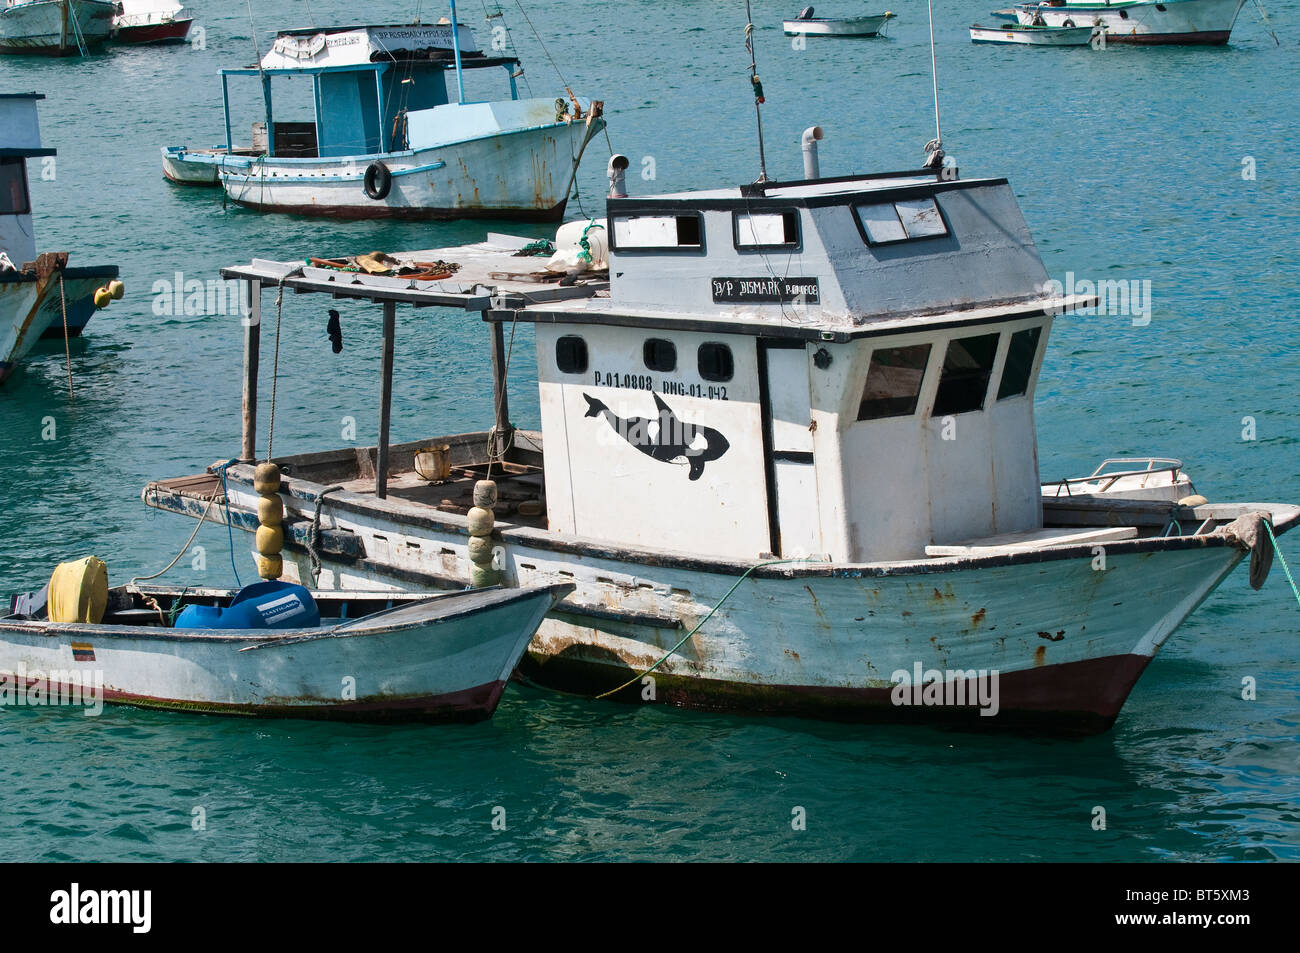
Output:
top-left (970, 21), bottom-right (1100, 43)
top-left (1, 561), bottom-right (573, 721)
top-left (783, 7), bottom-right (896, 36)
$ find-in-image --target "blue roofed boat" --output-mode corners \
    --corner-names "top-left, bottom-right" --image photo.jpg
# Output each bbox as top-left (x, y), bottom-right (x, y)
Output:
top-left (162, 7), bottom-right (606, 221)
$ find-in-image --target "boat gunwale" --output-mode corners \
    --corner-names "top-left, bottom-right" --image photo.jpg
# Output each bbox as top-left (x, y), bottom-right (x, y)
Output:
top-left (193, 461), bottom-right (1300, 583)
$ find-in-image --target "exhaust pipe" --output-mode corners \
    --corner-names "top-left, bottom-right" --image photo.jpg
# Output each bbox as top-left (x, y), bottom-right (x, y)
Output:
top-left (802, 126), bottom-right (824, 180)
top-left (608, 154), bottom-right (629, 198)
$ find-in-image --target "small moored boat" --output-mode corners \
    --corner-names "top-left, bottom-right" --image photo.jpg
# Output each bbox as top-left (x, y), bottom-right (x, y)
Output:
top-left (1, 93), bottom-right (120, 385)
top-left (1, 568), bottom-right (573, 721)
top-left (970, 21), bottom-right (1100, 43)
top-left (0, 0), bottom-right (115, 55)
top-left (111, 0), bottom-right (193, 45)
top-left (1012, 0), bottom-right (1248, 45)
top-left (783, 7), bottom-right (896, 37)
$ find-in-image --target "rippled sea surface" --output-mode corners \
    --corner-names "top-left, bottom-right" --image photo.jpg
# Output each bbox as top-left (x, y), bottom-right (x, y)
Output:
top-left (0, 0), bottom-right (1296, 861)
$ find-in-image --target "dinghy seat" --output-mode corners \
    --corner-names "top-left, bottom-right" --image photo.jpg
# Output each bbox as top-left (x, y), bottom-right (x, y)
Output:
top-left (174, 580), bottom-right (321, 630)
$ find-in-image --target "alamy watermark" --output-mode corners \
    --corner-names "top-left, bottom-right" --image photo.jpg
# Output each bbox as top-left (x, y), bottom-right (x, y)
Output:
top-left (1043, 272), bottom-right (1152, 326)
top-left (1, 665), bottom-right (103, 715)
top-left (891, 662), bottom-right (1000, 717)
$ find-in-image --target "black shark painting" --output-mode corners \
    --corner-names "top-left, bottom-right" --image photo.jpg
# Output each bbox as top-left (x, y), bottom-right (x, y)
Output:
top-left (583, 392), bottom-right (730, 481)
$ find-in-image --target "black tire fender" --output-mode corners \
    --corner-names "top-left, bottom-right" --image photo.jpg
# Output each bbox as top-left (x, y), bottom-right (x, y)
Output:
top-left (363, 162), bottom-right (392, 201)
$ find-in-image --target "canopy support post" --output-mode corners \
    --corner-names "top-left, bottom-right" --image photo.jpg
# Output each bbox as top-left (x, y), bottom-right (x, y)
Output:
top-left (376, 299), bottom-right (396, 499)
top-left (241, 281), bottom-right (261, 462)
top-left (490, 318), bottom-right (512, 446)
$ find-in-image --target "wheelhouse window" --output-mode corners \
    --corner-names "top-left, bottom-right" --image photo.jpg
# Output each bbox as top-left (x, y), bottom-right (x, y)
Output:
top-left (555, 335), bottom-right (588, 374)
top-left (855, 197), bottom-right (948, 245)
top-left (0, 158), bottom-right (30, 215)
top-left (698, 342), bottom-right (734, 382)
top-left (857, 344), bottom-right (932, 420)
top-left (612, 213), bottom-right (703, 250)
top-left (734, 210), bottom-right (799, 250)
top-left (932, 333), bottom-right (999, 417)
top-left (997, 326), bottom-right (1042, 400)
top-left (643, 338), bottom-right (677, 372)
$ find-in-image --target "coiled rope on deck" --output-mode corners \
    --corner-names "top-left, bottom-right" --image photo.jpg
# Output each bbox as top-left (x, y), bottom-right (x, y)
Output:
top-left (595, 557), bottom-right (821, 700)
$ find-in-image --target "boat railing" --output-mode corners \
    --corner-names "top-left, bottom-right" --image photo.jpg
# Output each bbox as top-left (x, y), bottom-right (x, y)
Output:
top-left (1046, 457), bottom-right (1184, 498)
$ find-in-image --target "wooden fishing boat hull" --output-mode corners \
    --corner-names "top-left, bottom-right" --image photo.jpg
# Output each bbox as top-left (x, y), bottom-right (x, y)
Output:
top-left (1013, 0), bottom-right (1246, 44)
top-left (215, 108), bottom-right (605, 222)
top-left (145, 459), bottom-right (1300, 733)
top-left (0, 584), bottom-right (572, 721)
top-left (0, 0), bottom-right (115, 56)
top-left (970, 23), bottom-right (1099, 43)
top-left (783, 14), bottom-right (894, 36)
top-left (0, 264), bottom-right (116, 383)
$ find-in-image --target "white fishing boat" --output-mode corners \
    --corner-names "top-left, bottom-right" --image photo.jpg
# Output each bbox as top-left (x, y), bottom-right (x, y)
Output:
top-left (140, 118), bottom-right (1300, 734)
top-left (1, 93), bottom-right (119, 385)
top-left (163, 9), bottom-right (605, 221)
top-left (1, 563), bottom-right (572, 721)
top-left (1013, 0), bottom-right (1247, 44)
top-left (783, 7), bottom-right (896, 36)
top-left (970, 21), bottom-right (1100, 43)
top-left (111, 0), bottom-right (193, 45)
top-left (0, 0), bottom-right (114, 55)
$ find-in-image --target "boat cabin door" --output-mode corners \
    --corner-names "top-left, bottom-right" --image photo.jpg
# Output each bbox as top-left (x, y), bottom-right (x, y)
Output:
top-left (759, 341), bottom-right (822, 558)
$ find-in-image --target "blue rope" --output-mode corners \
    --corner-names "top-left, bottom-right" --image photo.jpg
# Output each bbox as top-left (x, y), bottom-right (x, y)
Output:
top-left (214, 459), bottom-right (243, 588)
top-left (1264, 521), bottom-right (1300, 609)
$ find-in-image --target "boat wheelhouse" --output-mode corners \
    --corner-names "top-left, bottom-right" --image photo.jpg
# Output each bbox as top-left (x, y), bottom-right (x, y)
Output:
top-left (1, 92), bottom-right (119, 383)
top-left (162, 15), bottom-right (605, 221)
top-left (143, 151), bottom-right (1298, 733)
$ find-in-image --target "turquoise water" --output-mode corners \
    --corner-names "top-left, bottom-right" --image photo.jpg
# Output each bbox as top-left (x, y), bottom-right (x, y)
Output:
top-left (1, 0), bottom-right (1297, 861)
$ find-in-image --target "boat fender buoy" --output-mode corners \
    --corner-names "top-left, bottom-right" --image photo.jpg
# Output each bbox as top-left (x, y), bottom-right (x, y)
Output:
top-left (108, 279), bottom-right (125, 300)
top-left (93, 286), bottom-right (112, 309)
top-left (1178, 494), bottom-right (1209, 507)
top-left (363, 161), bottom-right (392, 201)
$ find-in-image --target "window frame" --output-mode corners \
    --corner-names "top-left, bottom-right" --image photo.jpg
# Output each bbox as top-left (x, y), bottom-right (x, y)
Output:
top-left (856, 343), bottom-right (933, 421)
top-left (996, 325), bottom-right (1043, 401)
top-left (643, 338), bottom-right (677, 373)
top-left (731, 208), bottom-right (802, 253)
top-left (0, 156), bottom-right (31, 217)
top-left (554, 335), bottom-right (589, 375)
top-left (930, 332), bottom-right (1001, 418)
top-left (608, 210), bottom-right (706, 254)
top-left (852, 197), bottom-right (950, 248)
top-left (697, 341), bottom-right (735, 383)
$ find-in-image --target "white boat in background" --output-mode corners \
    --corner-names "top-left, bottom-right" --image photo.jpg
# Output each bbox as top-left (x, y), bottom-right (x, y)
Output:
top-left (1, 577), bottom-right (573, 721)
top-left (165, 11), bottom-right (606, 221)
top-left (0, 0), bottom-right (114, 55)
top-left (1, 93), bottom-right (119, 385)
top-left (783, 7), bottom-right (896, 36)
top-left (1014, 0), bottom-right (1247, 44)
top-left (112, 0), bottom-right (193, 45)
top-left (970, 22), bottom-right (1099, 43)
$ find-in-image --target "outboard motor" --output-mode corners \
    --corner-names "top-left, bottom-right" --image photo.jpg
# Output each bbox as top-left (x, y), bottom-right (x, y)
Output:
top-left (799, 6), bottom-right (815, 19)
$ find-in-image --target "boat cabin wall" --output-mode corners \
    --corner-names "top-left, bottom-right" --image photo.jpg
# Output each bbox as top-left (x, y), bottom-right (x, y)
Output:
top-left (381, 66), bottom-right (451, 148)
top-left (534, 312), bottom-right (1051, 562)
top-left (604, 181), bottom-right (1051, 323)
top-left (316, 70), bottom-right (384, 157)
top-left (819, 316), bottom-right (1051, 560)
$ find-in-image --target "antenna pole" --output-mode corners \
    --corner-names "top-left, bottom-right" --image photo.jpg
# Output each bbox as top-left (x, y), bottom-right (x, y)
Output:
top-left (449, 0), bottom-right (467, 104)
top-left (927, 0), bottom-right (941, 147)
top-left (744, 0), bottom-right (768, 183)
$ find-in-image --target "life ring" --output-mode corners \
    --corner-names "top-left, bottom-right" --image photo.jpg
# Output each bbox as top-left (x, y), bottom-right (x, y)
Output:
top-left (1062, 18), bottom-right (1076, 26)
top-left (363, 162), bottom-right (392, 201)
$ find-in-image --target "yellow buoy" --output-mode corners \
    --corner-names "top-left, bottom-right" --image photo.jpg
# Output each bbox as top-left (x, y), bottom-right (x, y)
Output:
top-left (93, 286), bottom-right (112, 309)
top-left (108, 279), bottom-right (125, 300)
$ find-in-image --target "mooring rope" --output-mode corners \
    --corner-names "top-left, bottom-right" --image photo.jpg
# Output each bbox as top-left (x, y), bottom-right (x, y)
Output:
top-left (304, 485), bottom-right (344, 585)
top-left (266, 280), bottom-right (285, 461)
top-left (1264, 521), bottom-right (1300, 609)
top-left (57, 274), bottom-right (74, 401)
top-left (595, 557), bottom-right (819, 699)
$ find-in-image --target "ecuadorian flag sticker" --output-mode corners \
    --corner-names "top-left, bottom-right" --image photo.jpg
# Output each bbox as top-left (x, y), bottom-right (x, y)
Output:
top-left (70, 642), bottom-right (96, 663)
